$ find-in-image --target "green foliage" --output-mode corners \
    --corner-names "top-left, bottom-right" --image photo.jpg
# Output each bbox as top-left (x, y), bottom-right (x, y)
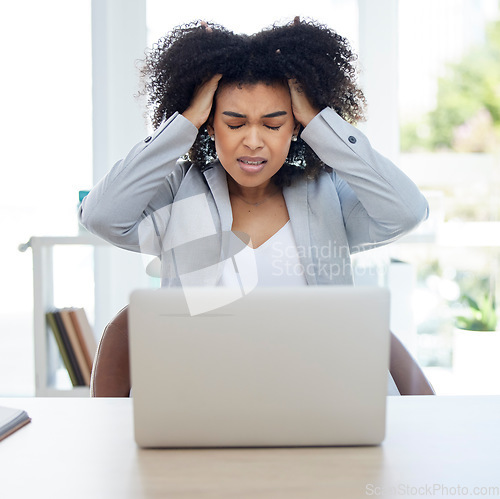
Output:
top-left (455, 294), bottom-right (498, 331)
top-left (402, 19), bottom-right (500, 152)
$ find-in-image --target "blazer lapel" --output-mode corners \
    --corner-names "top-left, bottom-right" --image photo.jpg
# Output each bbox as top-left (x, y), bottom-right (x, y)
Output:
top-left (203, 162), bottom-right (233, 231)
top-left (202, 162), bottom-right (235, 283)
top-left (284, 178), bottom-right (317, 285)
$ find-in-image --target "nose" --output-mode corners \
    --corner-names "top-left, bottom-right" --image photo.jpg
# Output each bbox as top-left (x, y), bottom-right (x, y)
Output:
top-left (242, 126), bottom-right (264, 150)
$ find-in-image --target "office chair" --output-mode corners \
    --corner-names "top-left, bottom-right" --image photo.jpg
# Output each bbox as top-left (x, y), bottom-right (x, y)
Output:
top-left (90, 306), bottom-right (435, 397)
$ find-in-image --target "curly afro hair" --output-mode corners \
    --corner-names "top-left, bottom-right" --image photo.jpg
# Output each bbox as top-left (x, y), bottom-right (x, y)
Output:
top-left (140, 18), bottom-right (366, 185)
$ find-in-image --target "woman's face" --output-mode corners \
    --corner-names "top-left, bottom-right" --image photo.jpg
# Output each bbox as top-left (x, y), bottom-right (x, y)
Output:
top-left (208, 82), bottom-right (299, 190)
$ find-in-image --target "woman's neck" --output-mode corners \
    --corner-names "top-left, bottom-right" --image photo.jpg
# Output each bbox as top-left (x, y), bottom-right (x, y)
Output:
top-left (227, 175), bottom-right (281, 205)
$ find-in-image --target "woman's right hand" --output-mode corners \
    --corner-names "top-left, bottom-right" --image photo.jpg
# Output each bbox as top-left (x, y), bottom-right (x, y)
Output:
top-left (182, 74), bottom-right (222, 129)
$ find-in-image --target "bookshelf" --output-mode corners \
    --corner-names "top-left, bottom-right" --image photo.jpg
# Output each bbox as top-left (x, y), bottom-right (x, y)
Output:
top-left (20, 234), bottom-right (110, 397)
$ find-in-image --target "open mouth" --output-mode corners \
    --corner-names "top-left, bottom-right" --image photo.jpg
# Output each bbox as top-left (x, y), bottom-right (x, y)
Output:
top-left (237, 157), bottom-right (267, 173)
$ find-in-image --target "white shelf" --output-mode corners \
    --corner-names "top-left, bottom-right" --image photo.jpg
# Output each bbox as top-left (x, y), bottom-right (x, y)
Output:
top-left (396, 221), bottom-right (500, 247)
top-left (41, 386), bottom-right (91, 398)
top-left (20, 234), bottom-right (110, 397)
top-left (19, 233), bottom-right (110, 250)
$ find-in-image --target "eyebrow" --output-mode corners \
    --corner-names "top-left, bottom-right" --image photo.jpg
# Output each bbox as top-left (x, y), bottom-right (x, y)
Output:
top-left (222, 111), bottom-right (288, 118)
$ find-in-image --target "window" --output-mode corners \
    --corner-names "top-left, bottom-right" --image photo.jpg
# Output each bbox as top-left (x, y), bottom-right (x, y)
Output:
top-left (395, 0), bottom-right (500, 394)
top-left (0, 1), bottom-right (92, 395)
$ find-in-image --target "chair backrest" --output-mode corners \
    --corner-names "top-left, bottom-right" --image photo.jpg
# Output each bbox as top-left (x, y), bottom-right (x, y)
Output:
top-left (389, 333), bottom-right (435, 395)
top-left (90, 306), bottom-right (435, 397)
top-left (90, 306), bottom-right (131, 397)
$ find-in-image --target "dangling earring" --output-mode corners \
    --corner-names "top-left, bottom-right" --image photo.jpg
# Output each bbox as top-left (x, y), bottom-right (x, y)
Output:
top-left (291, 135), bottom-right (298, 142)
top-left (210, 135), bottom-right (215, 142)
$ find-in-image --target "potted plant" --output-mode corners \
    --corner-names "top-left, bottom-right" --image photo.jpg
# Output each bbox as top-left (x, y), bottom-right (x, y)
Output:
top-left (453, 293), bottom-right (500, 394)
top-left (455, 294), bottom-right (497, 332)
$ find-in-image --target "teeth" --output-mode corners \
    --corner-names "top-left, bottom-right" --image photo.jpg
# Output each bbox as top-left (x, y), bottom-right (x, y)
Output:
top-left (241, 159), bottom-right (264, 165)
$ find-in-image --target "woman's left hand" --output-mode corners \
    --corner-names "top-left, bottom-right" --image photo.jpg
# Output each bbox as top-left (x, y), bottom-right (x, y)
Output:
top-left (288, 79), bottom-right (320, 127)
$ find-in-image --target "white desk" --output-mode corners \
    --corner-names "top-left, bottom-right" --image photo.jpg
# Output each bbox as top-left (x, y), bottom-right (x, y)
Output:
top-left (1, 396), bottom-right (499, 498)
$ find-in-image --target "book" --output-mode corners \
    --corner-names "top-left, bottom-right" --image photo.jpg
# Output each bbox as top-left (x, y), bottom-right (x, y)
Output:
top-left (59, 308), bottom-right (91, 386)
top-left (46, 310), bottom-right (85, 386)
top-left (69, 308), bottom-right (97, 371)
top-left (46, 311), bottom-right (80, 386)
top-left (0, 406), bottom-right (31, 442)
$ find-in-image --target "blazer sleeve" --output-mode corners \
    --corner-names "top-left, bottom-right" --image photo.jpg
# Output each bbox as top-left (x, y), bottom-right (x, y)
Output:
top-left (300, 108), bottom-right (429, 251)
top-left (79, 113), bottom-right (199, 252)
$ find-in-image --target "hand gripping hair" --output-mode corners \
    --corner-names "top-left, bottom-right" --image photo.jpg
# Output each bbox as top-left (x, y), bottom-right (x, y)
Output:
top-left (140, 18), bottom-right (366, 185)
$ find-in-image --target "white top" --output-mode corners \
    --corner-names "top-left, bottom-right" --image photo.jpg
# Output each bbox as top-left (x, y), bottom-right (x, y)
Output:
top-left (220, 221), bottom-right (307, 288)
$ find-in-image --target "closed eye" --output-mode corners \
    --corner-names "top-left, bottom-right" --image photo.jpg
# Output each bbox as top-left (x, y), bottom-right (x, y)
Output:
top-left (226, 123), bottom-right (283, 130)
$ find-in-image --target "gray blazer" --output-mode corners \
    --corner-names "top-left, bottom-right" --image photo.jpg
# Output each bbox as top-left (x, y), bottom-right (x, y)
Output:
top-left (80, 108), bottom-right (428, 286)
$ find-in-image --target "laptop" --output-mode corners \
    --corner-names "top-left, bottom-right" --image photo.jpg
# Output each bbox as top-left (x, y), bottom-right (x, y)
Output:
top-left (129, 286), bottom-right (390, 448)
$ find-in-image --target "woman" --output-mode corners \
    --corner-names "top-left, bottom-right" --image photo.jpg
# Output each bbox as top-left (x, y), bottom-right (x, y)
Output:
top-left (83, 18), bottom-right (432, 396)
top-left (80, 18), bottom-right (428, 289)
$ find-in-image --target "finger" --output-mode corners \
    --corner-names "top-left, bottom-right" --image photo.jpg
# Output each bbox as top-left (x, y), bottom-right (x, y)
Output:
top-left (209, 73), bottom-right (223, 86)
top-left (288, 78), bottom-right (303, 93)
top-left (195, 74), bottom-right (222, 99)
top-left (184, 74), bottom-right (223, 128)
top-left (201, 74), bottom-right (222, 102)
top-left (200, 21), bottom-right (213, 33)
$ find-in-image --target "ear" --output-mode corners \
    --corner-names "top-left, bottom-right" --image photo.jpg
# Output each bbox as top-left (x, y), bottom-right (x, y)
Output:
top-left (293, 120), bottom-right (301, 137)
top-left (207, 113), bottom-right (215, 136)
